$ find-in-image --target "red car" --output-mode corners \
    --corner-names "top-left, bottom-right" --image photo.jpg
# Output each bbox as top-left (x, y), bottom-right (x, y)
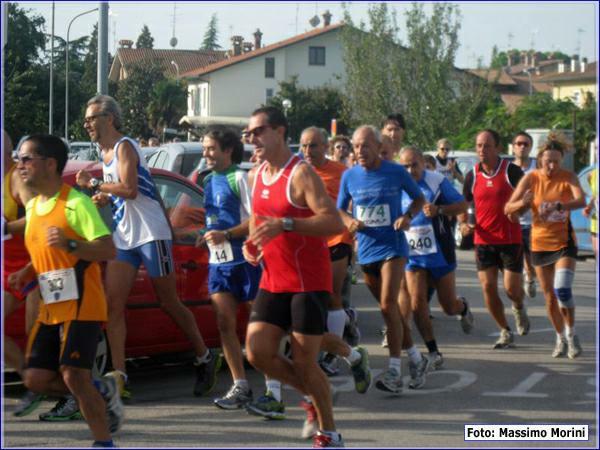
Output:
top-left (5, 161), bottom-right (249, 370)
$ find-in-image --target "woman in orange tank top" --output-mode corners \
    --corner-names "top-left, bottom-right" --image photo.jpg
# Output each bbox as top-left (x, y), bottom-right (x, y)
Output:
top-left (506, 134), bottom-right (586, 359)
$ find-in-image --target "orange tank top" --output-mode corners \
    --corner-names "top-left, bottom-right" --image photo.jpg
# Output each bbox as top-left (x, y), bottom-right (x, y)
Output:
top-left (25, 184), bottom-right (107, 324)
top-left (313, 160), bottom-right (354, 248)
top-left (530, 169), bottom-right (577, 252)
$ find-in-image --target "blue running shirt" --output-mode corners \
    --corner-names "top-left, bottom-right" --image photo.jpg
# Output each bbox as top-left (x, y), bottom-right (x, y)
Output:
top-left (338, 160), bottom-right (422, 264)
top-left (401, 170), bottom-right (464, 268)
top-left (203, 165), bottom-right (251, 266)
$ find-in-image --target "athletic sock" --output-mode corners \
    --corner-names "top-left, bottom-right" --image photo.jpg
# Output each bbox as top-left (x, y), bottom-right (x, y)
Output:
top-left (234, 379), bottom-right (249, 390)
top-left (389, 357), bottom-right (401, 375)
top-left (195, 349), bottom-right (211, 365)
top-left (405, 345), bottom-right (422, 365)
top-left (327, 309), bottom-right (346, 338)
top-left (425, 340), bottom-right (439, 354)
top-left (321, 431), bottom-right (342, 442)
top-left (344, 347), bottom-right (361, 366)
top-left (565, 325), bottom-right (575, 339)
top-left (265, 379), bottom-right (281, 402)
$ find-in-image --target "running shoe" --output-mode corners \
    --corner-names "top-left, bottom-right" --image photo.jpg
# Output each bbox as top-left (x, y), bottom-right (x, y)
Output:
top-left (408, 357), bottom-right (431, 390)
top-left (343, 308), bottom-right (361, 347)
top-left (512, 306), bottom-right (530, 336)
top-left (300, 400), bottom-right (318, 439)
top-left (375, 368), bottom-right (403, 394)
top-left (524, 276), bottom-right (536, 298)
top-left (428, 351), bottom-right (444, 370)
top-left (350, 270), bottom-right (358, 285)
top-left (319, 353), bottom-right (340, 377)
top-left (458, 298), bottom-right (474, 334)
top-left (13, 391), bottom-right (46, 417)
top-left (313, 431), bottom-right (345, 448)
top-left (245, 391), bottom-right (286, 420)
top-left (39, 395), bottom-right (82, 421)
top-left (350, 346), bottom-right (371, 394)
top-left (552, 337), bottom-right (568, 358)
top-left (193, 349), bottom-right (223, 396)
top-left (493, 329), bottom-right (515, 349)
top-left (105, 370), bottom-right (131, 400)
top-left (92, 441), bottom-right (116, 448)
top-left (567, 335), bottom-right (582, 359)
top-left (214, 384), bottom-right (253, 410)
top-left (99, 375), bottom-right (124, 433)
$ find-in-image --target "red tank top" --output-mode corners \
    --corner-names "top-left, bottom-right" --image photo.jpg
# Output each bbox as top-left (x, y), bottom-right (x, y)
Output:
top-left (252, 155), bottom-right (332, 293)
top-left (472, 159), bottom-right (522, 245)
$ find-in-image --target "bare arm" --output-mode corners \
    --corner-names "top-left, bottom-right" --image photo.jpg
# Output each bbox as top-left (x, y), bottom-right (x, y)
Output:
top-left (7, 168), bottom-right (37, 235)
top-left (46, 227), bottom-right (116, 262)
top-left (564, 172), bottom-right (586, 211)
top-left (423, 199), bottom-right (467, 218)
top-left (505, 172), bottom-right (533, 216)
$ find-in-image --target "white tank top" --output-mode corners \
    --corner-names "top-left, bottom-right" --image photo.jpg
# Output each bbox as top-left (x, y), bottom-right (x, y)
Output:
top-left (518, 159), bottom-right (537, 227)
top-left (102, 137), bottom-right (172, 249)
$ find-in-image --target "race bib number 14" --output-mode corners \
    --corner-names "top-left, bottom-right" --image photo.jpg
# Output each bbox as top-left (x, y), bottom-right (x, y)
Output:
top-left (356, 204), bottom-right (391, 227)
top-left (208, 241), bottom-right (234, 264)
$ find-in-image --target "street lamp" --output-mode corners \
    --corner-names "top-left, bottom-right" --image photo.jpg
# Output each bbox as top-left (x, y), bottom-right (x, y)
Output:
top-left (65, 7), bottom-right (98, 141)
top-left (281, 99), bottom-right (292, 143)
top-left (171, 60), bottom-right (180, 84)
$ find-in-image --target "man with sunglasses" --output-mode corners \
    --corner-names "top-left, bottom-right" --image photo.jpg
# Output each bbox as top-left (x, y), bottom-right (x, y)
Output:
top-left (76, 95), bottom-right (220, 399)
top-left (243, 106), bottom-right (345, 447)
top-left (435, 138), bottom-right (464, 184)
top-left (511, 131), bottom-right (538, 299)
top-left (9, 134), bottom-right (122, 446)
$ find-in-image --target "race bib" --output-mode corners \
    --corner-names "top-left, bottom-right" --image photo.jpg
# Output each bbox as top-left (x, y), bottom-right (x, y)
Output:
top-left (541, 202), bottom-right (567, 223)
top-left (39, 268), bottom-right (79, 305)
top-left (405, 224), bottom-right (438, 256)
top-left (208, 241), bottom-right (234, 264)
top-left (356, 204), bottom-right (391, 227)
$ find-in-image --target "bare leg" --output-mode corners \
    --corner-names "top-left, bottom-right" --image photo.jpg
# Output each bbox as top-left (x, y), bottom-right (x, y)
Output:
top-left (211, 292), bottom-right (245, 381)
top-left (478, 267), bottom-right (509, 330)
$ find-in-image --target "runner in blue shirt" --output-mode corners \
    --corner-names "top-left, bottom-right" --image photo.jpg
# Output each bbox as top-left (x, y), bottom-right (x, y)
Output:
top-left (398, 147), bottom-right (474, 370)
top-left (338, 125), bottom-right (425, 394)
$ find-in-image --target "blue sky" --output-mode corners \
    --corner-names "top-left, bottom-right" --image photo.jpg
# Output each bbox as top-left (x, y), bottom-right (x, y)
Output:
top-left (15, 1), bottom-right (599, 68)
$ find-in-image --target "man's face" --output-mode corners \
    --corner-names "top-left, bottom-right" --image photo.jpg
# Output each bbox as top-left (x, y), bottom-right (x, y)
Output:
top-left (379, 136), bottom-right (395, 161)
top-left (202, 136), bottom-right (230, 172)
top-left (353, 128), bottom-right (381, 169)
top-left (83, 104), bottom-right (111, 143)
top-left (17, 141), bottom-right (52, 188)
top-left (300, 130), bottom-right (327, 167)
top-left (247, 113), bottom-right (284, 161)
top-left (512, 135), bottom-right (532, 159)
top-left (437, 142), bottom-right (450, 158)
top-left (332, 140), bottom-right (350, 161)
top-left (399, 150), bottom-right (423, 181)
top-left (476, 131), bottom-right (499, 164)
top-left (382, 121), bottom-right (405, 148)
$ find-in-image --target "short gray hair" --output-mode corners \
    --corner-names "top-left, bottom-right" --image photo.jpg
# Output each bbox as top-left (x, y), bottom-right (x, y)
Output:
top-left (399, 145), bottom-right (423, 160)
top-left (353, 125), bottom-right (382, 145)
top-left (87, 95), bottom-right (123, 131)
top-left (301, 126), bottom-right (329, 145)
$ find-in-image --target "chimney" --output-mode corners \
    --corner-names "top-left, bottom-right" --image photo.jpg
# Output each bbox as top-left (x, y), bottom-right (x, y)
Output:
top-left (558, 62), bottom-right (566, 73)
top-left (119, 39), bottom-right (134, 49)
top-left (520, 51), bottom-right (528, 66)
top-left (532, 51), bottom-right (542, 67)
top-left (507, 51), bottom-right (518, 67)
top-left (322, 10), bottom-right (332, 27)
top-left (253, 29), bottom-right (263, 50)
top-left (231, 35), bottom-right (244, 56)
top-left (570, 54), bottom-right (579, 72)
top-left (242, 42), bottom-right (253, 53)
top-left (581, 57), bottom-right (587, 72)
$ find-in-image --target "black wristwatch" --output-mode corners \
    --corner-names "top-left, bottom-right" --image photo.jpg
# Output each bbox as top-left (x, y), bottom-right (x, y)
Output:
top-left (89, 178), bottom-right (104, 190)
top-left (224, 230), bottom-right (232, 241)
top-left (67, 239), bottom-right (79, 253)
top-left (556, 202), bottom-right (563, 212)
top-left (282, 217), bottom-right (294, 232)
top-left (406, 211), bottom-right (414, 220)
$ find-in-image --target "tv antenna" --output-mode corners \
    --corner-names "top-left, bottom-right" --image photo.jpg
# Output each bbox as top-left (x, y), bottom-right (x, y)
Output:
top-left (170, 2), bottom-right (178, 48)
top-left (576, 28), bottom-right (585, 57)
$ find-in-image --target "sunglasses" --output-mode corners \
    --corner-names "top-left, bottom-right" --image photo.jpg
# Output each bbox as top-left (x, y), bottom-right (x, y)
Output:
top-left (246, 125), bottom-right (273, 139)
top-left (439, 147), bottom-right (450, 151)
top-left (514, 141), bottom-right (530, 147)
top-left (15, 154), bottom-right (48, 164)
top-left (83, 113), bottom-right (108, 124)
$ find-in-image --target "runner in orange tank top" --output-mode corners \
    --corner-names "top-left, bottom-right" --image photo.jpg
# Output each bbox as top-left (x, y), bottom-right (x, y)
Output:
top-left (506, 134), bottom-right (586, 359)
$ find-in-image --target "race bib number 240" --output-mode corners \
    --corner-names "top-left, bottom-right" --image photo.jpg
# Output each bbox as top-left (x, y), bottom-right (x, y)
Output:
top-left (356, 204), bottom-right (391, 227)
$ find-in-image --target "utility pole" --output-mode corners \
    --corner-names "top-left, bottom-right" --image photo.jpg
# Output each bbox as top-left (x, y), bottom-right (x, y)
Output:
top-left (49, 2), bottom-right (55, 134)
top-left (98, 3), bottom-right (109, 95)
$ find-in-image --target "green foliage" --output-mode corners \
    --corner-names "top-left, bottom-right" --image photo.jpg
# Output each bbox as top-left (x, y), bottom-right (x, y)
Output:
top-left (267, 76), bottom-right (345, 141)
top-left (136, 25), bottom-right (154, 49)
top-left (201, 14), bottom-right (221, 51)
top-left (490, 48), bottom-right (570, 69)
top-left (341, 2), bottom-right (495, 150)
top-left (147, 79), bottom-right (189, 136)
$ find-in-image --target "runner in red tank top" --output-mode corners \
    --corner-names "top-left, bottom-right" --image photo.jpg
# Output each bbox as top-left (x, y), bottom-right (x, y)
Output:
top-left (244, 107), bottom-right (345, 447)
top-left (460, 129), bottom-right (529, 349)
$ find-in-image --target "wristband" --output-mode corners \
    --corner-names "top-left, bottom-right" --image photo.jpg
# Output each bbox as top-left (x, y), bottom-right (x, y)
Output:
top-left (224, 230), bottom-right (232, 240)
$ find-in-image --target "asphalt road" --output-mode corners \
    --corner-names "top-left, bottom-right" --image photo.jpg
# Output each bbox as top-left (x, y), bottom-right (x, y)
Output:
top-left (2, 250), bottom-right (598, 448)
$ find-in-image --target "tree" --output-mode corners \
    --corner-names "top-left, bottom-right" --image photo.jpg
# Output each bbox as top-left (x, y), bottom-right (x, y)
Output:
top-left (267, 76), bottom-right (345, 142)
top-left (341, 2), bottom-right (495, 149)
top-left (147, 79), bottom-right (188, 136)
top-left (201, 14), bottom-right (221, 51)
top-left (136, 25), bottom-right (154, 49)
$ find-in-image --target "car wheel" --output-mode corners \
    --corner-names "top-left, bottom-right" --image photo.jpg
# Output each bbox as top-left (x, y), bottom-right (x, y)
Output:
top-left (92, 331), bottom-right (109, 379)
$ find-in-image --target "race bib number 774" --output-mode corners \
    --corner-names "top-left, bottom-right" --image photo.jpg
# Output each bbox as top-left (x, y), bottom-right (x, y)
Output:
top-left (356, 204), bottom-right (391, 227)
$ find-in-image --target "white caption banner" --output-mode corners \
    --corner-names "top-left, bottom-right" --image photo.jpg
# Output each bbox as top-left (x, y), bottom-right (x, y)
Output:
top-left (464, 424), bottom-right (588, 441)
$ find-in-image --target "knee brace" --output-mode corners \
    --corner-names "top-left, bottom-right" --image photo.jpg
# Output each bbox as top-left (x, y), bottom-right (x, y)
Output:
top-left (553, 268), bottom-right (575, 308)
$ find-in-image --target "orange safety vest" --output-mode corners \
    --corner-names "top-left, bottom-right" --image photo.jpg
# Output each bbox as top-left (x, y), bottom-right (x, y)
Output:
top-left (25, 184), bottom-right (107, 324)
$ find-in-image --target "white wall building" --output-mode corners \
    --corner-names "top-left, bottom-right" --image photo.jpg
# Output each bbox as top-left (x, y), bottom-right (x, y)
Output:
top-left (181, 22), bottom-right (345, 127)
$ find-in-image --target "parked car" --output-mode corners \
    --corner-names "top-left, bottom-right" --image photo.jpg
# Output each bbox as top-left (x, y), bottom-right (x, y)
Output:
top-left (68, 141), bottom-right (99, 161)
top-left (189, 144), bottom-right (255, 187)
top-left (5, 160), bottom-right (249, 367)
top-left (147, 142), bottom-right (204, 177)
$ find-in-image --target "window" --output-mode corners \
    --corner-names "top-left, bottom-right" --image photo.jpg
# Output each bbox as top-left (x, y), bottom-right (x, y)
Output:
top-left (265, 57), bottom-right (275, 78)
top-left (266, 88), bottom-right (274, 102)
top-left (309, 46), bottom-right (326, 66)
